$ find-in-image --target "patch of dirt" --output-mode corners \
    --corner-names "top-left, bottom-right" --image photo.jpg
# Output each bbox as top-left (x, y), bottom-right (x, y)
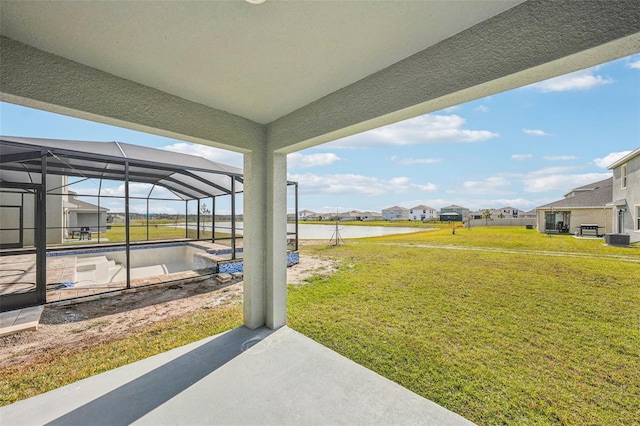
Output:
top-left (0, 254), bottom-right (337, 368)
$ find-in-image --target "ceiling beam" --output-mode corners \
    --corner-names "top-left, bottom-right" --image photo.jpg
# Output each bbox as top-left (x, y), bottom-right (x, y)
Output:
top-left (0, 37), bottom-right (265, 153)
top-left (268, 1), bottom-right (640, 153)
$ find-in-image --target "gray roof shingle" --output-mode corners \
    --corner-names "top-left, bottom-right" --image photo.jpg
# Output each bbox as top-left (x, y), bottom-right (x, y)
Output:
top-left (538, 178), bottom-right (612, 209)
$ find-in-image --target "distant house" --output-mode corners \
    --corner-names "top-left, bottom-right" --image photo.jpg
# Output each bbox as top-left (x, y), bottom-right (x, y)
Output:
top-left (439, 205), bottom-right (469, 221)
top-left (535, 178), bottom-right (613, 234)
top-left (341, 210), bottom-right (382, 221)
top-left (469, 210), bottom-right (485, 220)
top-left (608, 147), bottom-right (640, 242)
top-left (493, 206), bottom-right (521, 218)
top-left (0, 175), bottom-right (66, 248)
top-left (66, 192), bottom-right (110, 234)
top-left (0, 179), bottom-right (109, 248)
top-left (519, 210), bottom-right (537, 219)
top-left (107, 214), bottom-right (126, 224)
top-left (336, 210), bottom-right (363, 221)
top-left (382, 206), bottom-right (409, 221)
top-left (298, 209), bottom-right (316, 220)
top-left (466, 207), bottom-right (535, 227)
top-left (409, 205), bottom-right (437, 221)
top-left (362, 211), bottom-right (382, 221)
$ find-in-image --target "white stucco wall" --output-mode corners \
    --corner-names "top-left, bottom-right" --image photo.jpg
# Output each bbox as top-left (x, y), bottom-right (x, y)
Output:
top-left (0, 175), bottom-right (64, 246)
top-left (612, 152), bottom-right (640, 242)
top-left (382, 209), bottom-right (409, 221)
top-left (536, 208), bottom-right (612, 235)
top-left (409, 208), bottom-right (436, 221)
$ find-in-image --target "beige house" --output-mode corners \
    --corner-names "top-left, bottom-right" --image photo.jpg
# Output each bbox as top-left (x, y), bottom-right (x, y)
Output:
top-left (535, 178), bottom-right (613, 235)
top-left (297, 209), bottom-right (316, 220)
top-left (0, 176), bottom-right (110, 248)
top-left (492, 206), bottom-right (522, 218)
top-left (66, 191), bottom-right (110, 235)
top-left (382, 206), bottom-right (409, 221)
top-left (0, 175), bottom-right (66, 248)
top-left (409, 205), bottom-right (437, 221)
top-left (609, 147), bottom-right (640, 242)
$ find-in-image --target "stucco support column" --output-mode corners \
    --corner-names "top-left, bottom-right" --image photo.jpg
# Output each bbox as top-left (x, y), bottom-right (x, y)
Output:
top-left (243, 144), bottom-right (288, 329)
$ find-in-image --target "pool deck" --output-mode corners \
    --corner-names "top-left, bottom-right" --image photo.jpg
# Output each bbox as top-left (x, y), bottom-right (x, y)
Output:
top-left (0, 326), bottom-right (473, 425)
top-left (0, 241), bottom-right (238, 303)
top-left (0, 253), bottom-right (77, 294)
top-left (0, 252), bottom-right (216, 303)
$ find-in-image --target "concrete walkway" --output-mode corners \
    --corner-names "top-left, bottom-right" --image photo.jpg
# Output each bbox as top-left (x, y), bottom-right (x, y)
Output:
top-left (0, 326), bottom-right (473, 425)
top-left (0, 305), bottom-right (43, 337)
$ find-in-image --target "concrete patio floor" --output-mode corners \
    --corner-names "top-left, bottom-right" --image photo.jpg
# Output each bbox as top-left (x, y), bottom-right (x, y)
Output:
top-left (0, 326), bottom-right (473, 425)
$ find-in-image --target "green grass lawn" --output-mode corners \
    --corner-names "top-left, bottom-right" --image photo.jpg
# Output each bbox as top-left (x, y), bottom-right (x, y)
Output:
top-left (288, 227), bottom-right (639, 425)
top-left (299, 219), bottom-right (442, 228)
top-left (4, 226), bottom-right (638, 424)
top-left (63, 221), bottom-right (232, 244)
top-left (0, 304), bottom-right (243, 406)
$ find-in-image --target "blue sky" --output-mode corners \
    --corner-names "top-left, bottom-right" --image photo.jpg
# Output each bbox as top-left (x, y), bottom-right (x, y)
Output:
top-left (1, 53), bottom-right (639, 215)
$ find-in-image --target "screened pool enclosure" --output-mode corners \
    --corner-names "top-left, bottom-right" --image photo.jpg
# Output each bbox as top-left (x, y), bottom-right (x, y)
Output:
top-left (0, 136), bottom-right (299, 312)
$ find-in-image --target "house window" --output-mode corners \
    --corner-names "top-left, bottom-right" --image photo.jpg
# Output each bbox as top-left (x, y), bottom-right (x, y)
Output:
top-left (621, 164), bottom-right (627, 189)
top-left (636, 205), bottom-right (640, 230)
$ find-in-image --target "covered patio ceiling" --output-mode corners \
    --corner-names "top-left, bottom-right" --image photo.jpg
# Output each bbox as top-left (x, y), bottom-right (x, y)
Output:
top-left (0, 1), bottom-right (525, 125)
top-left (2, 2), bottom-right (638, 154)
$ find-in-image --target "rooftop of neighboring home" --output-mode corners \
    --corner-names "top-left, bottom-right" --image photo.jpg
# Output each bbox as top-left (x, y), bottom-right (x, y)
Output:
top-left (409, 205), bottom-right (435, 211)
top-left (339, 210), bottom-right (364, 218)
top-left (564, 178), bottom-right (613, 198)
top-left (441, 204), bottom-right (468, 210)
top-left (67, 191), bottom-right (109, 212)
top-left (382, 206), bottom-right (408, 211)
top-left (538, 177), bottom-right (613, 210)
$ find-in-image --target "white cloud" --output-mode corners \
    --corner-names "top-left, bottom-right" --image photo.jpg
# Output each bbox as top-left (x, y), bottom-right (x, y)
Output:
top-left (627, 59), bottom-right (640, 69)
top-left (511, 154), bottom-right (533, 161)
top-left (474, 105), bottom-right (489, 112)
top-left (503, 165), bottom-right (609, 195)
top-left (76, 182), bottom-right (176, 199)
top-left (70, 185), bottom-right (183, 214)
top-left (288, 152), bottom-right (341, 169)
top-left (459, 176), bottom-right (511, 195)
top-left (543, 155), bottom-right (577, 161)
top-left (522, 173), bottom-right (611, 193)
top-left (289, 173), bottom-right (437, 197)
top-left (522, 128), bottom-right (550, 136)
top-left (162, 142), bottom-right (243, 168)
top-left (529, 69), bottom-right (613, 92)
top-left (526, 165), bottom-right (581, 176)
top-left (593, 151), bottom-right (632, 168)
top-left (390, 156), bottom-right (443, 165)
top-left (401, 197), bottom-right (538, 212)
top-left (326, 114), bottom-right (499, 148)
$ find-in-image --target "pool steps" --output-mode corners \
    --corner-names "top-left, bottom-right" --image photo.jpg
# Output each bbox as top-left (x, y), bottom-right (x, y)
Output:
top-left (66, 243), bottom-right (297, 288)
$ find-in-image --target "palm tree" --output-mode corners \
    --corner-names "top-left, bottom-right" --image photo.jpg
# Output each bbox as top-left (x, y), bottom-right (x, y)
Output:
top-left (482, 209), bottom-right (493, 227)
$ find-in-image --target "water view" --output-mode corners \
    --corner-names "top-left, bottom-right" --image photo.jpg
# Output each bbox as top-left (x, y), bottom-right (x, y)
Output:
top-left (168, 222), bottom-right (430, 240)
top-left (290, 223), bottom-right (429, 239)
